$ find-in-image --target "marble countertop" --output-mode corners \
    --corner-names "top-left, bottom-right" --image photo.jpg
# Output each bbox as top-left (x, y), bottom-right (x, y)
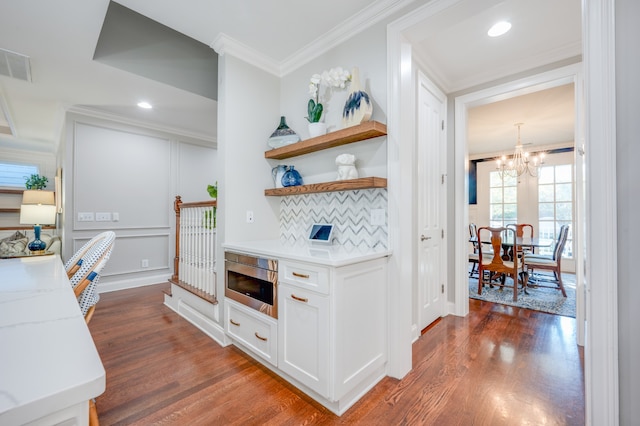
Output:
top-left (0, 255), bottom-right (105, 424)
top-left (223, 239), bottom-right (391, 267)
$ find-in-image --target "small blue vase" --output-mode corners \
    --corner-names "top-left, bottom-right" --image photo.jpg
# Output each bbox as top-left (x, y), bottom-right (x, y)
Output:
top-left (281, 166), bottom-right (303, 187)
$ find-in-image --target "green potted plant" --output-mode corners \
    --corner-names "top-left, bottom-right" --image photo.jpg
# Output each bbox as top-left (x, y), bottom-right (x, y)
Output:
top-left (24, 174), bottom-right (48, 190)
top-left (204, 182), bottom-right (217, 229)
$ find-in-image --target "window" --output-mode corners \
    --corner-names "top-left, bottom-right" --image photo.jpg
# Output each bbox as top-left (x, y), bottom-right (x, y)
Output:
top-left (538, 164), bottom-right (573, 258)
top-left (489, 171), bottom-right (517, 228)
top-left (0, 163), bottom-right (39, 187)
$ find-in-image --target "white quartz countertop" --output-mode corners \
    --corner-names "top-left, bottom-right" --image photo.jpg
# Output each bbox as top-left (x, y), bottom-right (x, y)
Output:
top-left (223, 239), bottom-right (391, 267)
top-left (0, 255), bottom-right (105, 424)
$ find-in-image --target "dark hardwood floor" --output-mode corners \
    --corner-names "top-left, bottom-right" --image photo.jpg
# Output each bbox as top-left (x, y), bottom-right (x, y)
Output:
top-left (89, 283), bottom-right (584, 425)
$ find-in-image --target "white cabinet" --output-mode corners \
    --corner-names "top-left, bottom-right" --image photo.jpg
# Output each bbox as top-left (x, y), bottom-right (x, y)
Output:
top-left (278, 257), bottom-right (388, 407)
top-left (278, 283), bottom-right (330, 396)
top-left (225, 298), bottom-right (278, 366)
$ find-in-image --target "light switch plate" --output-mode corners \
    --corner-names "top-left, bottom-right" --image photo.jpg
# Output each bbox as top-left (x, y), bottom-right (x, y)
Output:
top-left (96, 212), bottom-right (112, 222)
top-left (78, 212), bottom-right (94, 222)
top-left (371, 209), bottom-right (386, 225)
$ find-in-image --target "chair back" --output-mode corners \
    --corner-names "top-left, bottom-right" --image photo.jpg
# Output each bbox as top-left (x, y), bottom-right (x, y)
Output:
top-left (65, 231), bottom-right (116, 278)
top-left (507, 223), bottom-right (534, 239)
top-left (469, 223), bottom-right (479, 253)
top-left (69, 231), bottom-right (116, 316)
top-left (478, 226), bottom-right (519, 272)
top-left (552, 225), bottom-right (570, 261)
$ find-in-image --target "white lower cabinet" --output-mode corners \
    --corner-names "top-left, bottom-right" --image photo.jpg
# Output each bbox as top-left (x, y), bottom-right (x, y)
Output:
top-left (278, 283), bottom-right (330, 396)
top-left (225, 298), bottom-right (278, 366)
top-left (278, 257), bottom-right (388, 406)
top-left (223, 251), bottom-right (388, 415)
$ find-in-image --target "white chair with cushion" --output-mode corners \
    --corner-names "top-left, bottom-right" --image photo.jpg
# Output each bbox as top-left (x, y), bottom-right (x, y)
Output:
top-left (524, 225), bottom-right (569, 297)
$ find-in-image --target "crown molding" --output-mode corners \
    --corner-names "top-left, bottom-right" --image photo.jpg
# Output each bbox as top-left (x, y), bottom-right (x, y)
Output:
top-left (67, 105), bottom-right (217, 147)
top-left (279, 0), bottom-right (417, 76)
top-left (211, 33), bottom-right (281, 77)
top-left (211, 0), bottom-right (416, 78)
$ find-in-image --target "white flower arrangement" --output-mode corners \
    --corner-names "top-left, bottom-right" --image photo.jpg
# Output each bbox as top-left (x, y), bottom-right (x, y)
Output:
top-left (306, 67), bottom-right (351, 123)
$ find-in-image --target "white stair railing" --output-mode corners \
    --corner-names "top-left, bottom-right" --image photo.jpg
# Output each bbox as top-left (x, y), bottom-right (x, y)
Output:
top-left (171, 196), bottom-right (217, 301)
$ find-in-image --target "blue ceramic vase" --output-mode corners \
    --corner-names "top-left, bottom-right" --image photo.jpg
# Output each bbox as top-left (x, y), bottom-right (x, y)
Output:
top-left (281, 166), bottom-right (303, 187)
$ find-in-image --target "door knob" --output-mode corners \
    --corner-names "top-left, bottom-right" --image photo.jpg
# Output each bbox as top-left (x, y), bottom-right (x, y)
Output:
top-left (421, 235), bottom-right (431, 241)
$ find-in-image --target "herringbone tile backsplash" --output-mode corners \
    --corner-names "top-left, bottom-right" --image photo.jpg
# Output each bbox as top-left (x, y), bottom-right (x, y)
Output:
top-left (279, 189), bottom-right (388, 249)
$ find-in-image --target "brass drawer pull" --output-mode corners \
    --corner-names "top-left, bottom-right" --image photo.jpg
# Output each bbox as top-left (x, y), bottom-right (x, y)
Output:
top-left (254, 332), bottom-right (268, 341)
top-left (291, 294), bottom-right (308, 303)
top-left (292, 272), bottom-right (310, 279)
top-left (229, 319), bottom-right (240, 326)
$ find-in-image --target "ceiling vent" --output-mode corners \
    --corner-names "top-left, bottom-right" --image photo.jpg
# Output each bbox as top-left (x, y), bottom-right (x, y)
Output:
top-left (0, 48), bottom-right (32, 82)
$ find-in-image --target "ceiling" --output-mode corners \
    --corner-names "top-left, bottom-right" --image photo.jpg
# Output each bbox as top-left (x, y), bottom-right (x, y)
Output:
top-left (0, 0), bottom-right (581, 155)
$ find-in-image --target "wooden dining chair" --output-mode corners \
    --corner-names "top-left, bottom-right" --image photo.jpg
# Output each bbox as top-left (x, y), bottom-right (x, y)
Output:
top-left (477, 226), bottom-right (528, 301)
top-left (468, 223), bottom-right (479, 277)
top-left (524, 225), bottom-right (570, 297)
top-left (507, 223), bottom-right (535, 257)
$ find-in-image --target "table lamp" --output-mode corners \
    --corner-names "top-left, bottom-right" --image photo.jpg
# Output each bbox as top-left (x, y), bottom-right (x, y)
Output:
top-left (20, 190), bottom-right (56, 252)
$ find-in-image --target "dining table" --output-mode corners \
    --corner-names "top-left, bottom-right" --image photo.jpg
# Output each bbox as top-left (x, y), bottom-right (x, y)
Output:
top-left (470, 236), bottom-right (553, 260)
top-left (0, 255), bottom-right (105, 425)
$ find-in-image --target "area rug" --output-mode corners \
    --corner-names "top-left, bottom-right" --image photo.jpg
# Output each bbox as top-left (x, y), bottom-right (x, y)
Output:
top-left (468, 273), bottom-right (576, 318)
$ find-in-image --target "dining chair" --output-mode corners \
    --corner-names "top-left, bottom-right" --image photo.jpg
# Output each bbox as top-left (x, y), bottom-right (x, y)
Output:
top-left (468, 223), bottom-right (479, 277)
top-left (523, 225), bottom-right (570, 297)
top-left (507, 223), bottom-right (535, 256)
top-left (477, 226), bottom-right (527, 301)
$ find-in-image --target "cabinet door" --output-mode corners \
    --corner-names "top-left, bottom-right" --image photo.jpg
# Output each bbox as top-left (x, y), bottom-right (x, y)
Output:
top-left (278, 284), bottom-right (330, 397)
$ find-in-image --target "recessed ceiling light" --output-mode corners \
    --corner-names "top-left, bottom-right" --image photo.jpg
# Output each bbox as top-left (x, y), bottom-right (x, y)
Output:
top-left (488, 21), bottom-right (512, 37)
top-left (137, 101), bottom-right (152, 109)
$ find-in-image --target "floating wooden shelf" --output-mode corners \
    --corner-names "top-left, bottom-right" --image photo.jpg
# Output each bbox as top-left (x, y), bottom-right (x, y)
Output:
top-left (0, 208), bottom-right (20, 213)
top-left (265, 177), bottom-right (387, 196)
top-left (264, 121), bottom-right (387, 160)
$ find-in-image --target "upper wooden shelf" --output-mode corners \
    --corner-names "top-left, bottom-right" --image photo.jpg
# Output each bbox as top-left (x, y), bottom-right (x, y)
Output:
top-left (264, 121), bottom-right (387, 160)
top-left (265, 177), bottom-right (387, 196)
top-left (0, 189), bottom-right (25, 195)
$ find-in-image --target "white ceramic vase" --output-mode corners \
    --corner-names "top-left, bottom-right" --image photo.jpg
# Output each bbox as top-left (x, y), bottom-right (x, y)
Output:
top-left (308, 122), bottom-right (327, 138)
top-left (342, 67), bottom-right (373, 128)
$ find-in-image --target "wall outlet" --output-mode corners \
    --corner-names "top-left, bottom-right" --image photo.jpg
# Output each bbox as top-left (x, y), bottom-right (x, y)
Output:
top-left (96, 212), bottom-right (112, 221)
top-left (78, 212), bottom-right (94, 222)
top-left (112, 212), bottom-right (119, 221)
top-left (141, 259), bottom-right (149, 268)
top-left (246, 210), bottom-right (254, 223)
top-left (371, 209), bottom-right (386, 225)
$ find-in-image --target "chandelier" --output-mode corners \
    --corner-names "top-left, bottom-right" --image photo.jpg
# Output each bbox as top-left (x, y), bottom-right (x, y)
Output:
top-left (496, 123), bottom-right (545, 179)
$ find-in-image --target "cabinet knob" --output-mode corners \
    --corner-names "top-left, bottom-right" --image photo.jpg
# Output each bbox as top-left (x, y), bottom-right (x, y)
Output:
top-left (254, 332), bottom-right (268, 342)
top-left (229, 319), bottom-right (240, 326)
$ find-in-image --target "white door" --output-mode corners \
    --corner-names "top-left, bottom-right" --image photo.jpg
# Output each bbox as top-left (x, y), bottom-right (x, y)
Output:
top-left (417, 72), bottom-right (447, 331)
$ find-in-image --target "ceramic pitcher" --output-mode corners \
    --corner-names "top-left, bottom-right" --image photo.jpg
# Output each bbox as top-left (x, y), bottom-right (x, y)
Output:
top-left (271, 165), bottom-right (288, 188)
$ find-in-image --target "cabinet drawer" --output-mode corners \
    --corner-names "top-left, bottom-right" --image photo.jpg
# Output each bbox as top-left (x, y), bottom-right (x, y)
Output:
top-left (279, 260), bottom-right (329, 294)
top-left (225, 299), bottom-right (278, 366)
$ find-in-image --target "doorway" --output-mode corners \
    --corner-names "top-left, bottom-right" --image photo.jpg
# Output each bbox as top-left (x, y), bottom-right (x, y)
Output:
top-left (454, 65), bottom-right (585, 344)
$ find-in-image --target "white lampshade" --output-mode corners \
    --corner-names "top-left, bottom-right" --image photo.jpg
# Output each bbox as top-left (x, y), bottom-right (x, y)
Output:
top-left (22, 190), bottom-right (55, 205)
top-left (20, 204), bottom-right (57, 225)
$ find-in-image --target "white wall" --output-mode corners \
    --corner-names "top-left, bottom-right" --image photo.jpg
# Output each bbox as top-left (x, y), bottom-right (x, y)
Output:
top-left (616, 0), bottom-right (640, 421)
top-left (62, 113), bottom-right (216, 292)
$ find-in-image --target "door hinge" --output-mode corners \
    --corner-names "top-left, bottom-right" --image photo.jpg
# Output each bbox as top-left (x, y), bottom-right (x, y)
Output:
top-left (441, 284), bottom-right (445, 293)
top-left (441, 120), bottom-right (444, 130)
top-left (441, 174), bottom-right (445, 184)
top-left (441, 229), bottom-right (444, 239)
